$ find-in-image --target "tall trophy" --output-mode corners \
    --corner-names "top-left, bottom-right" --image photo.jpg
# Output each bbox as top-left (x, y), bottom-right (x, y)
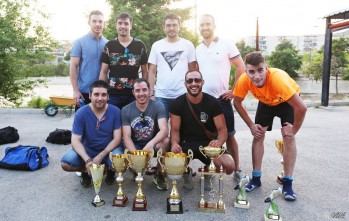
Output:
top-left (90, 163), bottom-right (105, 207)
top-left (126, 150), bottom-right (153, 211)
top-left (234, 175), bottom-right (250, 209)
top-left (197, 146), bottom-right (226, 213)
top-left (157, 149), bottom-right (193, 214)
top-left (264, 187), bottom-right (282, 221)
top-left (110, 152), bottom-right (129, 207)
top-left (275, 140), bottom-right (284, 184)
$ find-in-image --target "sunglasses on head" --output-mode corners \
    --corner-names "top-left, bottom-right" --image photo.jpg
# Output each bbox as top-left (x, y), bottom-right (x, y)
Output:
top-left (185, 78), bottom-right (202, 84)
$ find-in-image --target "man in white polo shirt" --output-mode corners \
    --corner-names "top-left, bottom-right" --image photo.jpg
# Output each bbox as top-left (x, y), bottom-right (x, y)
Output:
top-left (196, 14), bottom-right (246, 183)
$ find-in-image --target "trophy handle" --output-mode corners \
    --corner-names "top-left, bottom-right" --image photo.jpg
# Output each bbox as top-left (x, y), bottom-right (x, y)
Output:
top-left (157, 149), bottom-right (164, 172)
top-left (109, 152), bottom-right (114, 169)
top-left (147, 149), bottom-right (154, 168)
top-left (124, 149), bottom-right (132, 167)
top-left (218, 147), bottom-right (225, 158)
top-left (199, 146), bottom-right (207, 158)
top-left (186, 149), bottom-right (194, 172)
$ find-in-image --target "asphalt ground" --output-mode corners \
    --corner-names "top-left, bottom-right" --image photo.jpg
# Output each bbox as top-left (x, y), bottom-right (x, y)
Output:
top-left (0, 105), bottom-right (348, 221)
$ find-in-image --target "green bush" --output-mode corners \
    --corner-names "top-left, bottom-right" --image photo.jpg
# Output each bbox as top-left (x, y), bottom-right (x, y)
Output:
top-left (27, 96), bottom-right (50, 108)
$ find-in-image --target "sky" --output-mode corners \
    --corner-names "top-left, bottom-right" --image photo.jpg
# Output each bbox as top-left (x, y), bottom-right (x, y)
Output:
top-left (38, 0), bottom-right (349, 42)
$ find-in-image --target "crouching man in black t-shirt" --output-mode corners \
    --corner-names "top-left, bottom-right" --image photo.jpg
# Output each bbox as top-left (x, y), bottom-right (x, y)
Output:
top-left (169, 70), bottom-right (235, 190)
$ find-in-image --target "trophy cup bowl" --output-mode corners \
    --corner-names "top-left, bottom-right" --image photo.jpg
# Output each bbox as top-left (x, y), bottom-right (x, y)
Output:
top-left (199, 146), bottom-right (225, 172)
top-left (275, 140), bottom-right (284, 184)
top-left (90, 163), bottom-right (106, 207)
top-left (110, 152), bottom-right (129, 207)
top-left (157, 149), bottom-right (193, 214)
top-left (126, 150), bottom-right (153, 211)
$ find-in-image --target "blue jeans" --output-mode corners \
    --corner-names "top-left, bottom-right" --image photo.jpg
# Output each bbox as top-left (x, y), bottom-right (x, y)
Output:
top-left (61, 148), bottom-right (121, 169)
top-left (155, 97), bottom-right (175, 119)
top-left (108, 95), bottom-right (135, 110)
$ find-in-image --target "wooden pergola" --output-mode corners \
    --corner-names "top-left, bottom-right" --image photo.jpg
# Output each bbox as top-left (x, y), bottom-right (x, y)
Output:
top-left (321, 9), bottom-right (349, 106)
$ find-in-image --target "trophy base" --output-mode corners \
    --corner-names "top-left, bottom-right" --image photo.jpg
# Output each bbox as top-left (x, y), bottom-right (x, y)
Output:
top-left (132, 197), bottom-right (148, 211)
top-left (276, 175), bottom-right (283, 184)
top-left (197, 202), bottom-right (225, 213)
top-left (167, 198), bottom-right (183, 214)
top-left (113, 196), bottom-right (128, 207)
top-left (198, 167), bottom-right (226, 174)
top-left (264, 214), bottom-right (282, 221)
top-left (234, 200), bottom-right (250, 209)
top-left (91, 199), bottom-right (105, 207)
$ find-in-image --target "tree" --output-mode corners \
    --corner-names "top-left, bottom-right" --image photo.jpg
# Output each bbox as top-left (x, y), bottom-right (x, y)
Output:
top-left (104, 0), bottom-right (199, 51)
top-left (0, 0), bottom-right (55, 105)
top-left (235, 39), bottom-right (255, 59)
top-left (268, 40), bottom-right (302, 78)
top-left (331, 37), bottom-right (349, 93)
top-left (301, 49), bottom-right (323, 81)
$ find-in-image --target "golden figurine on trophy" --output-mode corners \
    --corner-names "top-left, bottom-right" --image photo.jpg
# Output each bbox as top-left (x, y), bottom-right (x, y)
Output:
top-left (157, 149), bottom-right (193, 214)
top-left (264, 187), bottom-right (283, 221)
top-left (110, 152), bottom-right (129, 207)
top-left (90, 163), bottom-right (105, 207)
top-left (126, 150), bottom-right (153, 211)
top-left (197, 146), bottom-right (226, 213)
top-left (234, 175), bottom-right (250, 209)
top-left (275, 140), bottom-right (284, 184)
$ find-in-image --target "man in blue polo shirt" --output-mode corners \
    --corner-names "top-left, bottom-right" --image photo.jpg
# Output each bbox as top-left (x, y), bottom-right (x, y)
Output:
top-left (70, 10), bottom-right (108, 111)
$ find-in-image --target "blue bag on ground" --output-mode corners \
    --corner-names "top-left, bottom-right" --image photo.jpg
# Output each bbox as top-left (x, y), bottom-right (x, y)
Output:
top-left (0, 145), bottom-right (49, 171)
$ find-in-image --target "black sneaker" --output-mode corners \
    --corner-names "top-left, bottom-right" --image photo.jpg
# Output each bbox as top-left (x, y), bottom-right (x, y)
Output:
top-left (105, 169), bottom-right (115, 185)
top-left (80, 172), bottom-right (92, 188)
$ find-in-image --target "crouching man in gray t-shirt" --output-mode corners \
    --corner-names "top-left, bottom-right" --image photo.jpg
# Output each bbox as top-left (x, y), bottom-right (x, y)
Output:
top-left (114, 78), bottom-right (170, 191)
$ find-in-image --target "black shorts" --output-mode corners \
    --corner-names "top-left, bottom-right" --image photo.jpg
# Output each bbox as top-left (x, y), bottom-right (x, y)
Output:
top-left (255, 101), bottom-right (294, 131)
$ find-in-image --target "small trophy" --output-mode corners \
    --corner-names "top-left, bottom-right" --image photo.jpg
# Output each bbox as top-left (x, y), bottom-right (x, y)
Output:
top-left (264, 187), bottom-right (283, 221)
top-left (90, 163), bottom-right (105, 207)
top-left (157, 149), bottom-right (193, 214)
top-left (275, 140), bottom-right (284, 184)
top-left (234, 176), bottom-right (250, 209)
top-left (197, 146), bottom-right (226, 213)
top-left (126, 150), bottom-right (153, 211)
top-left (110, 152), bottom-right (129, 207)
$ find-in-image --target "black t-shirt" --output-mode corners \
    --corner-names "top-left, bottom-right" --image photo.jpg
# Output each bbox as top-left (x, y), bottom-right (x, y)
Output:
top-left (101, 38), bottom-right (148, 96)
top-left (169, 93), bottom-right (223, 142)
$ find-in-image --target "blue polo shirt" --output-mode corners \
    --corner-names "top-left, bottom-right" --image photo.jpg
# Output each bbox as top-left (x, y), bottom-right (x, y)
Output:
top-left (70, 32), bottom-right (108, 93)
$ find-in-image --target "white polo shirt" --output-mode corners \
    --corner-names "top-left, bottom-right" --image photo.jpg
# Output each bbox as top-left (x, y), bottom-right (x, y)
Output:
top-left (196, 37), bottom-right (240, 98)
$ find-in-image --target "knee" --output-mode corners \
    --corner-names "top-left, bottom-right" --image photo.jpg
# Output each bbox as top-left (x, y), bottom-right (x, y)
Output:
top-left (61, 162), bottom-right (73, 171)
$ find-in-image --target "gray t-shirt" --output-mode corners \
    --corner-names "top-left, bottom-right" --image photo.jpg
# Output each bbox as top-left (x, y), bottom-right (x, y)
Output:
top-left (121, 99), bottom-right (166, 146)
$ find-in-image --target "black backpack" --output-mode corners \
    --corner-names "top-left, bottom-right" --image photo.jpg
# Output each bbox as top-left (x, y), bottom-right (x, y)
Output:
top-left (0, 126), bottom-right (19, 145)
top-left (46, 129), bottom-right (71, 145)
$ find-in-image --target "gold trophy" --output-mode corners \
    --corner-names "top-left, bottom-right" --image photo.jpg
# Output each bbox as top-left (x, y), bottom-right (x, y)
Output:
top-left (157, 149), bottom-right (193, 214)
top-left (110, 152), bottom-right (129, 207)
top-left (126, 150), bottom-right (153, 211)
top-left (264, 187), bottom-right (283, 221)
top-left (90, 163), bottom-right (105, 207)
top-left (275, 140), bottom-right (284, 184)
top-left (234, 176), bottom-right (250, 209)
top-left (197, 146), bottom-right (226, 213)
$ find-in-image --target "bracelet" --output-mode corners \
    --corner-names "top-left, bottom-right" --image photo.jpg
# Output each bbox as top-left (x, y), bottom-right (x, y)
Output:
top-left (85, 158), bottom-right (92, 164)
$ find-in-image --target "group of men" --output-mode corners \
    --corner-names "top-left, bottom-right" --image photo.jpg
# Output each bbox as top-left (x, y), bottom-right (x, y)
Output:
top-left (61, 10), bottom-right (307, 202)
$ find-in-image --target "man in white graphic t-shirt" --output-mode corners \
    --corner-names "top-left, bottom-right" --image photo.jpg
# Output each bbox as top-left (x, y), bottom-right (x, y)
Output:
top-left (148, 13), bottom-right (197, 119)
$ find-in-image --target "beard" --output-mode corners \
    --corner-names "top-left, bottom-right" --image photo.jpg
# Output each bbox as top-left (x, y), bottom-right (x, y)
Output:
top-left (187, 86), bottom-right (202, 97)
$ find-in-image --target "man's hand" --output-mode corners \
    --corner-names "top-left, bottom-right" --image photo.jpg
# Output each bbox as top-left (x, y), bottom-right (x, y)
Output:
top-left (249, 124), bottom-right (265, 139)
top-left (171, 144), bottom-right (182, 153)
top-left (219, 91), bottom-right (234, 101)
top-left (208, 140), bottom-right (222, 147)
top-left (73, 90), bottom-right (83, 105)
top-left (281, 122), bottom-right (294, 137)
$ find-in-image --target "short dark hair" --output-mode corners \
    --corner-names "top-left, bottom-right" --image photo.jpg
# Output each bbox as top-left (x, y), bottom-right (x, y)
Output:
top-left (115, 12), bottom-right (133, 23)
top-left (185, 70), bottom-right (203, 80)
top-left (89, 80), bottom-right (109, 94)
top-left (245, 52), bottom-right (265, 66)
top-left (89, 10), bottom-right (104, 21)
top-left (133, 78), bottom-right (150, 89)
top-left (201, 14), bottom-right (215, 25)
top-left (163, 13), bottom-right (180, 25)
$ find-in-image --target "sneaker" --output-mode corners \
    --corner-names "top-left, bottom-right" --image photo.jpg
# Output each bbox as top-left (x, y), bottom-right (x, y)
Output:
top-left (234, 170), bottom-right (246, 183)
top-left (283, 178), bottom-right (296, 201)
top-left (204, 175), bottom-right (213, 191)
top-left (153, 173), bottom-right (168, 191)
top-left (244, 176), bottom-right (261, 192)
top-left (183, 169), bottom-right (194, 190)
top-left (80, 172), bottom-right (92, 188)
top-left (76, 172), bottom-right (82, 177)
top-left (105, 169), bottom-right (115, 185)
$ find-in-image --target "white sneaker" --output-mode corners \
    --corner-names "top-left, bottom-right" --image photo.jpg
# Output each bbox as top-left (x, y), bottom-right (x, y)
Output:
top-left (76, 172), bottom-right (82, 177)
top-left (234, 170), bottom-right (246, 183)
